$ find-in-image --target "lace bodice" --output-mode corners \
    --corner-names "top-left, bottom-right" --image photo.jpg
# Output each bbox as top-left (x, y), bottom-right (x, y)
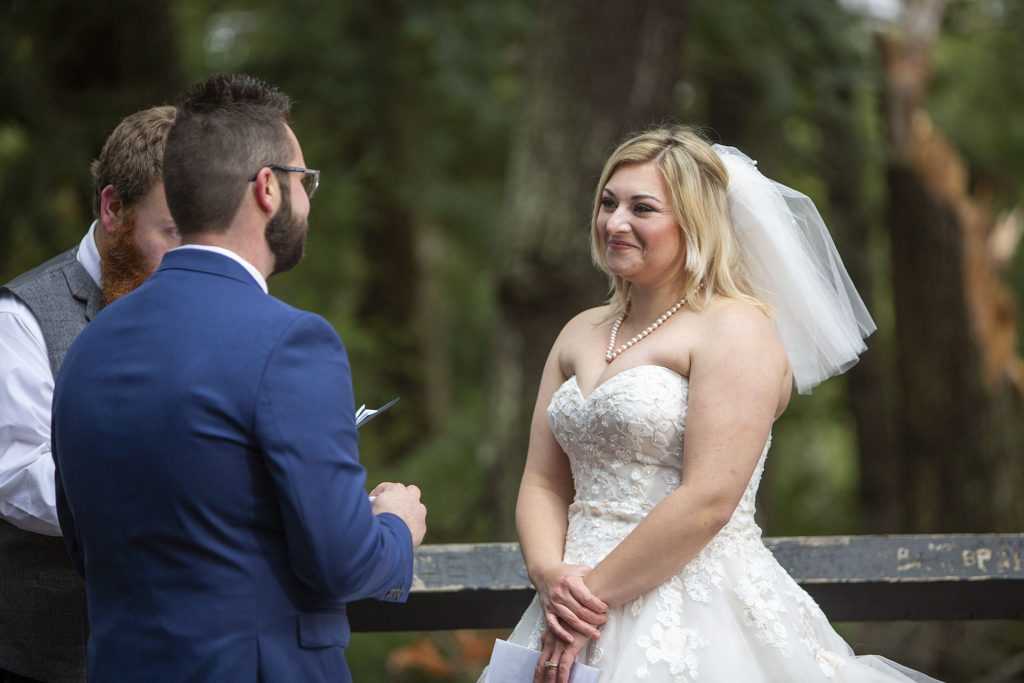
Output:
top-left (548, 365), bottom-right (766, 566)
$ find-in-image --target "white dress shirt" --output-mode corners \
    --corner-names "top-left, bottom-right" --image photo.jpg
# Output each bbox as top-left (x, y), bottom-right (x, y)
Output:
top-left (0, 223), bottom-right (102, 535)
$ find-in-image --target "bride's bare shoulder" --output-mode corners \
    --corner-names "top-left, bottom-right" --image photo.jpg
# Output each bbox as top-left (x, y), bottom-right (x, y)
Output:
top-left (548, 306), bottom-right (611, 375)
top-left (558, 305), bottom-right (612, 339)
top-left (695, 297), bottom-right (784, 356)
top-left (691, 296), bottom-right (791, 412)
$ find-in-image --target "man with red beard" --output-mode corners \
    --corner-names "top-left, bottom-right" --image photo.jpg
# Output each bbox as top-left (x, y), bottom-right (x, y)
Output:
top-left (0, 105), bottom-right (178, 683)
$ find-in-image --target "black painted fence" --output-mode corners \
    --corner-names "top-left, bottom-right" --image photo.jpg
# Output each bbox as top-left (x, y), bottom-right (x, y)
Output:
top-left (348, 534), bottom-right (1024, 631)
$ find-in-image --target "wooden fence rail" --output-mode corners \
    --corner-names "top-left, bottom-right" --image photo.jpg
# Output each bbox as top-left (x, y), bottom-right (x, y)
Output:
top-left (348, 534), bottom-right (1024, 632)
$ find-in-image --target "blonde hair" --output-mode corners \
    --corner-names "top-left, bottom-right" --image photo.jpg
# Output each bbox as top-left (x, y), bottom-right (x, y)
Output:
top-left (590, 126), bottom-right (764, 317)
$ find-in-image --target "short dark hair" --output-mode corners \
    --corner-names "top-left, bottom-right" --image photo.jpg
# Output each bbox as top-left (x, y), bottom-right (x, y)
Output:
top-left (90, 105), bottom-right (176, 219)
top-left (163, 74), bottom-right (293, 235)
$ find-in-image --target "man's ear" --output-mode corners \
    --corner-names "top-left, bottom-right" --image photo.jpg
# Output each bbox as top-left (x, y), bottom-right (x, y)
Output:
top-left (252, 167), bottom-right (278, 215)
top-left (99, 185), bottom-right (123, 235)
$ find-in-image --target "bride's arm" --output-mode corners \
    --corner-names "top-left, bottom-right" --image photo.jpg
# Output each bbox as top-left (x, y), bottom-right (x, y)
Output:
top-left (517, 325), bottom-right (608, 642)
top-left (584, 302), bottom-right (790, 608)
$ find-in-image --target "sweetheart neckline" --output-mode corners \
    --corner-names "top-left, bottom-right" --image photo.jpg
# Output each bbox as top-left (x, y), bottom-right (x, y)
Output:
top-left (566, 364), bottom-right (688, 401)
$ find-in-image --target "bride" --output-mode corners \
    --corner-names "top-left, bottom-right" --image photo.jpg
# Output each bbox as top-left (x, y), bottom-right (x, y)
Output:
top-left (483, 127), bottom-right (941, 682)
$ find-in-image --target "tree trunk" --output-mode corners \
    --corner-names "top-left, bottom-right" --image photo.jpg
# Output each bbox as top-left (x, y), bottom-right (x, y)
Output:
top-left (881, 0), bottom-right (1024, 533)
top-left (818, 99), bottom-right (903, 533)
top-left (482, 0), bottom-right (688, 539)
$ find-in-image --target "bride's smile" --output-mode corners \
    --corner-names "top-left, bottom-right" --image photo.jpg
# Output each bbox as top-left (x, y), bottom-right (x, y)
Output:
top-left (598, 162), bottom-right (685, 290)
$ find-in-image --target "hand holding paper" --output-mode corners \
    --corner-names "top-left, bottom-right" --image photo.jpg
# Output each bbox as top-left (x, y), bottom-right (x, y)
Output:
top-left (368, 482), bottom-right (427, 547)
top-left (484, 639), bottom-right (599, 683)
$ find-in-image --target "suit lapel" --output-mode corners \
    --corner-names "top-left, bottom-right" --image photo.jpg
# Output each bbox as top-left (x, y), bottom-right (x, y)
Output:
top-left (64, 254), bottom-right (104, 321)
top-left (84, 283), bottom-right (104, 321)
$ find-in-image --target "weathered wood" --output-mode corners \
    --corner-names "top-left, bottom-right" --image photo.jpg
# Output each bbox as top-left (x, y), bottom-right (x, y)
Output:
top-left (347, 534), bottom-right (1024, 631)
top-left (765, 534), bottom-right (1024, 621)
top-left (349, 543), bottom-right (532, 632)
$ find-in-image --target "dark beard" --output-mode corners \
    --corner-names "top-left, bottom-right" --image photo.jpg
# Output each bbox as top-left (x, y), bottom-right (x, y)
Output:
top-left (99, 214), bottom-right (150, 305)
top-left (265, 188), bottom-right (307, 275)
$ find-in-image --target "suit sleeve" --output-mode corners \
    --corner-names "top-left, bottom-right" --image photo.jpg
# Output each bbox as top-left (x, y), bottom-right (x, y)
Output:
top-left (50, 374), bottom-right (85, 577)
top-left (254, 312), bottom-right (413, 602)
top-left (52, 441), bottom-right (84, 577)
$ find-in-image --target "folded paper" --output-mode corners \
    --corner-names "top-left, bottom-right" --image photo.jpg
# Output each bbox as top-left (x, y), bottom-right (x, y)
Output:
top-left (485, 639), bottom-right (599, 683)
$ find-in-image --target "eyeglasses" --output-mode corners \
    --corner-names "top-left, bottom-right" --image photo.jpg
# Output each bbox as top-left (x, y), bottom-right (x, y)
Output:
top-left (249, 165), bottom-right (320, 199)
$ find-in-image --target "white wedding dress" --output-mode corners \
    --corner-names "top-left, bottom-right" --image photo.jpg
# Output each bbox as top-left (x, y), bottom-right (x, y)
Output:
top-left (487, 365), bottom-right (941, 682)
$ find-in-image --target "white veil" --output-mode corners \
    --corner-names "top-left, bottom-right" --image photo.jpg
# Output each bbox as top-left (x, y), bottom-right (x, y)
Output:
top-left (712, 144), bottom-right (876, 393)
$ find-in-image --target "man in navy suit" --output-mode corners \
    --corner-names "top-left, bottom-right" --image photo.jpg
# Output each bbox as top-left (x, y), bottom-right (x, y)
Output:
top-left (51, 74), bottom-right (427, 682)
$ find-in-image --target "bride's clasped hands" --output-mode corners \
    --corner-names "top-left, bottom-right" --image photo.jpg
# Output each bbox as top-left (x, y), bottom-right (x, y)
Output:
top-left (529, 563), bottom-right (607, 682)
top-left (532, 563), bottom-right (608, 643)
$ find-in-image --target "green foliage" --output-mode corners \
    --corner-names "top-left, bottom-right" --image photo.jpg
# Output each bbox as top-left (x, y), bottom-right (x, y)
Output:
top-left (685, 0), bottom-right (876, 155)
top-left (0, 1), bottom-right (180, 276)
top-left (763, 379), bottom-right (862, 535)
top-left (934, 0), bottom-right (1024, 211)
top-left (932, 1), bottom-right (1024, 345)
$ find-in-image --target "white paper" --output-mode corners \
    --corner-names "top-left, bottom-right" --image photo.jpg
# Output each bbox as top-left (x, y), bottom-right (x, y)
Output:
top-left (485, 639), bottom-right (599, 683)
top-left (354, 397), bottom-right (399, 428)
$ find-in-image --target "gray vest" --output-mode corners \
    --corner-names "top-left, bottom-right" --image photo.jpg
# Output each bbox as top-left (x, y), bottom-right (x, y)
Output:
top-left (0, 247), bottom-right (98, 682)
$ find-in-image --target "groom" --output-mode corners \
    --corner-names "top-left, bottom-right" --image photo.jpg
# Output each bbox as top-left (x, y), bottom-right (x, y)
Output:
top-left (51, 74), bottom-right (427, 682)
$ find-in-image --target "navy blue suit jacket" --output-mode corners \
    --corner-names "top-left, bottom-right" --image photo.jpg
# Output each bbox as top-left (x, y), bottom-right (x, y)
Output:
top-left (52, 249), bottom-right (413, 682)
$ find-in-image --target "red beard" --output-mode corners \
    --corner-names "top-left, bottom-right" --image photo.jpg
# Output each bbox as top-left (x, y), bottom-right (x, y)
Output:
top-left (99, 212), bottom-right (150, 305)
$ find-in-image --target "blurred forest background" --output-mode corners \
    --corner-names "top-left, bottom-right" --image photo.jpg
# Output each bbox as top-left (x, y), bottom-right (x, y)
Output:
top-left (2, 0), bottom-right (1023, 680)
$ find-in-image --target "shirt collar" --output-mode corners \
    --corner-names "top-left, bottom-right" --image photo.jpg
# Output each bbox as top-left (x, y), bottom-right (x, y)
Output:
top-left (171, 245), bottom-right (269, 294)
top-left (77, 221), bottom-right (103, 288)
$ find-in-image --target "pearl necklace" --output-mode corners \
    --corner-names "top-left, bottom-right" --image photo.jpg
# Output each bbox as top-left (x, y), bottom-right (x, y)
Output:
top-left (605, 297), bottom-right (687, 363)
